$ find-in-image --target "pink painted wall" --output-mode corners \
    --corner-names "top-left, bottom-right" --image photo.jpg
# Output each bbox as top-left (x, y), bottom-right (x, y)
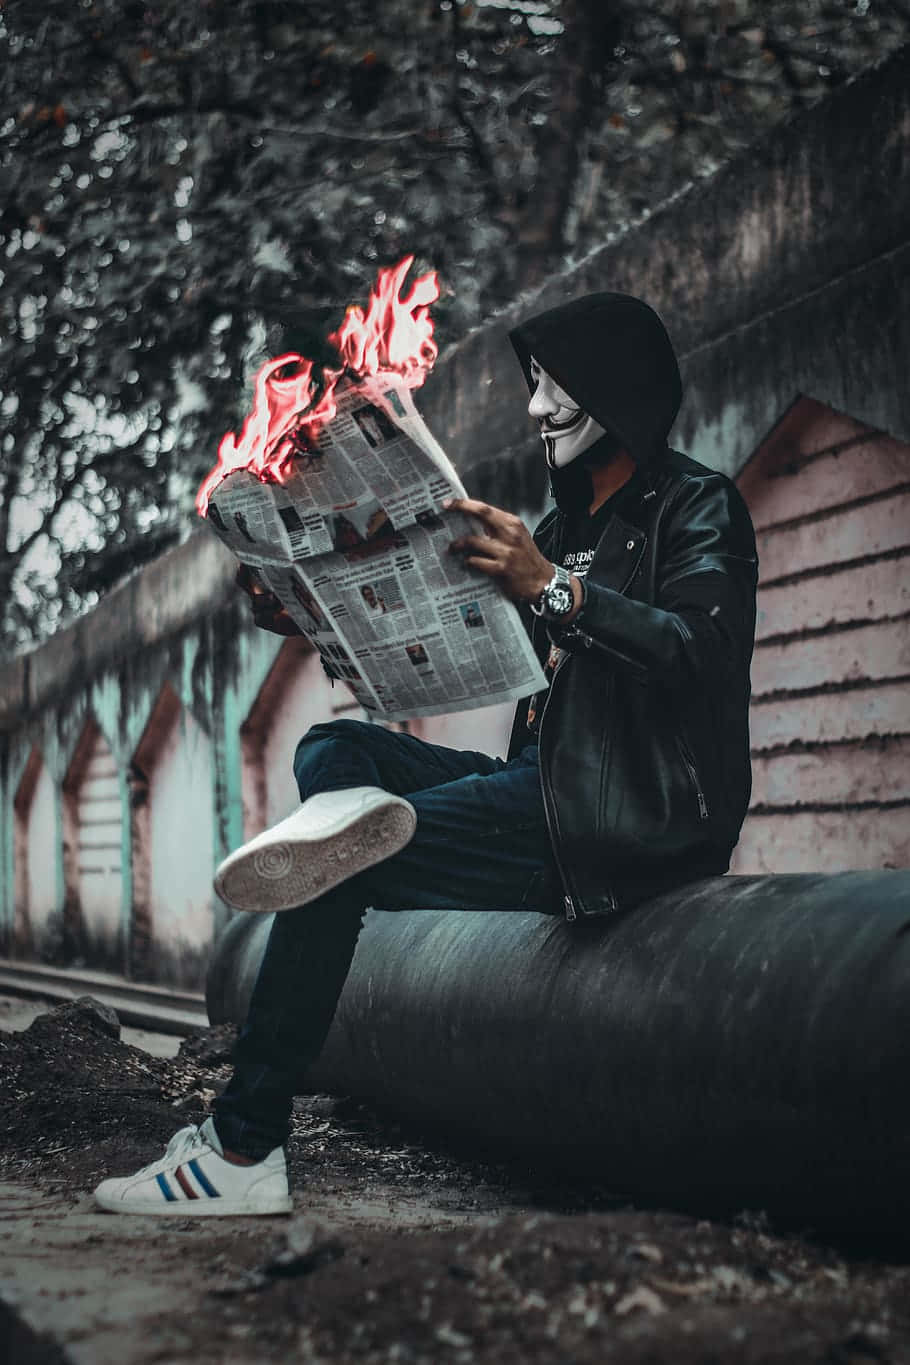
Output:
top-left (408, 700), bottom-right (515, 760)
top-left (260, 654), bottom-right (340, 830)
top-left (242, 639), bottom-right (354, 839)
top-left (18, 757), bottom-right (58, 949)
top-left (71, 728), bottom-right (122, 947)
top-left (146, 702), bottom-right (215, 965)
top-left (734, 397), bottom-right (910, 872)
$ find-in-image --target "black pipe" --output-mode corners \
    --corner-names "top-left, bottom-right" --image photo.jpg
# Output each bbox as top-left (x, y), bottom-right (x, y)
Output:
top-left (207, 872), bottom-right (910, 1217)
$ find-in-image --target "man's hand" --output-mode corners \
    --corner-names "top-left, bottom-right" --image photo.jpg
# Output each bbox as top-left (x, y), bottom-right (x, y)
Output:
top-left (235, 564), bottom-right (303, 637)
top-left (445, 497), bottom-right (556, 604)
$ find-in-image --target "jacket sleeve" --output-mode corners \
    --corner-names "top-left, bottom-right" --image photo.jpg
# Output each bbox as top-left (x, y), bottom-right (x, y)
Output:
top-left (559, 475), bottom-right (758, 690)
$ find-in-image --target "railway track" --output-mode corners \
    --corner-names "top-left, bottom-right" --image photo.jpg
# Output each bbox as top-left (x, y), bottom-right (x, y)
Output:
top-left (0, 957), bottom-right (208, 1036)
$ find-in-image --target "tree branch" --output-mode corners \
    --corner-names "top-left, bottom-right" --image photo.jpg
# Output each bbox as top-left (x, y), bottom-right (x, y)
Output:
top-left (512, 0), bottom-right (623, 289)
top-left (449, 1), bottom-right (502, 212)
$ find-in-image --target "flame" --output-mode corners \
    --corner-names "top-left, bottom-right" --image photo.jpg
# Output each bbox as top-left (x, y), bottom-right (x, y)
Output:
top-left (329, 255), bottom-right (438, 380)
top-left (196, 255), bottom-right (439, 515)
top-left (195, 352), bottom-right (337, 514)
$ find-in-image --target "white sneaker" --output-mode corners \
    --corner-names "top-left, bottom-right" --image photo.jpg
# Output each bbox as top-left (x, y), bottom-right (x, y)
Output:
top-left (213, 785), bottom-right (417, 913)
top-left (93, 1118), bottom-right (292, 1217)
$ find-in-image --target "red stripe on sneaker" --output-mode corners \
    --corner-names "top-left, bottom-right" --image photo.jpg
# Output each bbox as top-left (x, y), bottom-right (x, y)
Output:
top-left (174, 1165), bottom-right (199, 1199)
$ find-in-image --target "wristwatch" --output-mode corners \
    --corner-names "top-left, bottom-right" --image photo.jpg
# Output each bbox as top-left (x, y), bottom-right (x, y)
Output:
top-left (530, 563), bottom-right (575, 621)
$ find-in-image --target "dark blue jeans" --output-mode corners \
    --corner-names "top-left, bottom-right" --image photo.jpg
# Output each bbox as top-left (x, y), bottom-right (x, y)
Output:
top-left (213, 718), bottom-right (557, 1158)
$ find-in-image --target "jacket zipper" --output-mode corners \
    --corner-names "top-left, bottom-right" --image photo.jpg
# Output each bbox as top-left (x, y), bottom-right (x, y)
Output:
top-left (537, 650), bottom-right (613, 920)
top-left (678, 735), bottom-right (709, 821)
top-left (534, 512), bottom-right (596, 921)
top-left (535, 513), bottom-right (642, 921)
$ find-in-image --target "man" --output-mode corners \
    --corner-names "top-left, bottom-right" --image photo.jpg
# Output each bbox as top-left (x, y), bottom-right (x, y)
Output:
top-left (95, 293), bottom-right (757, 1216)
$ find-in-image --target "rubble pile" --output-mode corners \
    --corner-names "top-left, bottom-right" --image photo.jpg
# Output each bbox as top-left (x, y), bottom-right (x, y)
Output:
top-left (0, 997), bottom-right (223, 1186)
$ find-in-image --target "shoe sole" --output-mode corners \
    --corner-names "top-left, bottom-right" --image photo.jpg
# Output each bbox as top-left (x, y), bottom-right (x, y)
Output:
top-left (215, 798), bottom-right (417, 913)
top-left (94, 1194), bottom-right (293, 1216)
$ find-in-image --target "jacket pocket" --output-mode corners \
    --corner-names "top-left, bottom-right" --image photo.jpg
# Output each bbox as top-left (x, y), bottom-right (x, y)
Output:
top-left (676, 734), bottom-right (709, 821)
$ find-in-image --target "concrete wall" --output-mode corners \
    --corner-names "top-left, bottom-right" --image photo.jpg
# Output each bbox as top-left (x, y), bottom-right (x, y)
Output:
top-left (0, 45), bottom-right (908, 986)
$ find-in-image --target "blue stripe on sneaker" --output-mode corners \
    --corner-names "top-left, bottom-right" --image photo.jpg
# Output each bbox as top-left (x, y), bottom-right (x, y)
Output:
top-left (156, 1173), bottom-right (177, 1201)
top-left (188, 1158), bottom-right (220, 1198)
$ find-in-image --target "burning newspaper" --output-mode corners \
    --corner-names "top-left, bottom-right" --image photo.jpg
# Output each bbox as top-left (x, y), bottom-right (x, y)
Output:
top-left (197, 260), bottom-right (545, 722)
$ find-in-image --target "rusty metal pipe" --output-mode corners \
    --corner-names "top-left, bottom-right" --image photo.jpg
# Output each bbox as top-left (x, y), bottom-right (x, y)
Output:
top-left (207, 872), bottom-right (910, 1216)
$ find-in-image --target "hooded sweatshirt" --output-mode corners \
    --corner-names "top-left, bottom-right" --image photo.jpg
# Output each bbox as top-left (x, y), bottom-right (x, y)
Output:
top-left (509, 291), bottom-right (683, 506)
top-left (508, 292), bottom-right (684, 729)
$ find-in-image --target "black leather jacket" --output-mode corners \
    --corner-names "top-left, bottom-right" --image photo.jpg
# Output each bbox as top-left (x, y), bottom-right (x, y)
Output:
top-left (507, 451), bottom-right (758, 919)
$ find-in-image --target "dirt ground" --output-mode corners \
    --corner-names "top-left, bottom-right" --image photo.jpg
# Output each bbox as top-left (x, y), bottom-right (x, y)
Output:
top-left (3, 996), bottom-right (910, 1364)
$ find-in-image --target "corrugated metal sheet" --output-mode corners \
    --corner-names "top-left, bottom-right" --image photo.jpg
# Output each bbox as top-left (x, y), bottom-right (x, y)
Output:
top-left (734, 398), bottom-right (910, 872)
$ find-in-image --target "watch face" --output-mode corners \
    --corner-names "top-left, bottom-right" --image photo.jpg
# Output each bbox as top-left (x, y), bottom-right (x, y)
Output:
top-left (547, 585), bottom-right (574, 617)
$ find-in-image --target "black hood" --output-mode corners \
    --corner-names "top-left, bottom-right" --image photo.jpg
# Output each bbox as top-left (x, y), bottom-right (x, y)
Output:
top-left (509, 292), bottom-right (683, 477)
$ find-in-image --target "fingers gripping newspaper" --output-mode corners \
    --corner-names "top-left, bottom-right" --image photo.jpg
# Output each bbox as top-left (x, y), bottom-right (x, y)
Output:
top-left (204, 378), bottom-right (546, 721)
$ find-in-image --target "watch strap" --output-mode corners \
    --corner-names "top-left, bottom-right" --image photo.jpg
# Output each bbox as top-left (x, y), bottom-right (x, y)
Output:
top-left (530, 563), bottom-right (574, 619)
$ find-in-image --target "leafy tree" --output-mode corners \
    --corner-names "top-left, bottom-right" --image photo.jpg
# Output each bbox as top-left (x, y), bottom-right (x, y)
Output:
top-left (1, 0), bottom-right (907, 649)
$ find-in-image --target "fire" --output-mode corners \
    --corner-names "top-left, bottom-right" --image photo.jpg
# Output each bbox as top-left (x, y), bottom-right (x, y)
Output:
top-left (330, 254), bottom-right (438, 380)
top-left (196, 256), bottom-right (439, 515)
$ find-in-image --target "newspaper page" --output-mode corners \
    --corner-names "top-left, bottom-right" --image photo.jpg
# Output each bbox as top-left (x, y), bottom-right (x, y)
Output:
top-left (205, 377), bottom-right (546, 722)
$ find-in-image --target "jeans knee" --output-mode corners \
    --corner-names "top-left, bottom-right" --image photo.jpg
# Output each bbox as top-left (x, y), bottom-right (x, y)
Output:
top-left (292, 718), bottom-right (370, 789)
top-left (294, 718), bottom-right (367, 755)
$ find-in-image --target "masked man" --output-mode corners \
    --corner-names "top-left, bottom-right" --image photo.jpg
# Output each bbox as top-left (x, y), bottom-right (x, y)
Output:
top-left (95, 293), bottom-right (757, 1216)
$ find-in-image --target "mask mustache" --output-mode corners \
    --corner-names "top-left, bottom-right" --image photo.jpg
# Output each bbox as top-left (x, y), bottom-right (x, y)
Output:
top-left (539, 407), bottom-right (585, 434)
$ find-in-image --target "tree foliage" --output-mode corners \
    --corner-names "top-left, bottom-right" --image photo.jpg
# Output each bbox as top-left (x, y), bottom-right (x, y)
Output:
top-left (1, 0), bottom-right (907, 649)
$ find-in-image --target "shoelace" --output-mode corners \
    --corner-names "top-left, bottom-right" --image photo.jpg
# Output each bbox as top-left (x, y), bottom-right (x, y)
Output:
top-left (133, 1124), bottom-right (208, 1178)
